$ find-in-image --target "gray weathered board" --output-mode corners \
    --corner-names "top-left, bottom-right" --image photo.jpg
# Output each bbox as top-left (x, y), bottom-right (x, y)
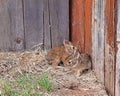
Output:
top-left (92, 0), bottom-right (105, 83)
top-left (0, 0), bottom-right (69, 51)
top-left (0, 0), bottom-right (24, 51)
top-left (92, 0), bottom-right (116, 96)
top-left (116, 0), bottom-right (120, 96)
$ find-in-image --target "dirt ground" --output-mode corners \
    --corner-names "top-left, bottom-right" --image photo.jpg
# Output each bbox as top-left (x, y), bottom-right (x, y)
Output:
top-left (0, 50), bottom-right (109, 96)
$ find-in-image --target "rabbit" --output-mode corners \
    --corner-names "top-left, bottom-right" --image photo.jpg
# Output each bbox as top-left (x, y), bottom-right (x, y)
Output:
top-left (46, 39), bottom-right (92, 76)
top-left (73, 52), bottom-right (92, 76)
top-left (61, 51), bottom-right (92, 76)
top-left (46, 40), bottom-right (78, 67)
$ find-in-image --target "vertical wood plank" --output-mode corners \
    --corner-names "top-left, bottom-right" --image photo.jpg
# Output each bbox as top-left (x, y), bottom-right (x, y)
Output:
top-left (84, 0), bottom-right (92, 54)
top-left (117, 0), bottom-right (120, 41)
top-left (104, 0), bottom-right (116, 96)
top-left (49, 0), bottom-right (59, 47)
top-left (49, 0), bottom-right (69, 47)
top-left (116, 0), bottom-right (120, 96)
top-left (57, 0), bottom-right (69, 45)
top-left (0, 0), bottom-right (69, 51)
top-left (23, 0), bottom-right (43, 49)
top-left (116, 44), bottom-right (120, 96)
top-left (70, 0), bottom-right (92, 54)
top-left (70, 0), bottom-right (85, 52)
top-left (0, 0), bottom-right (11, 51)
top-left (43, 0), bottom-right (51, 50)
top-left (0, 0), bottom-right (24, 51)
top-left (8, 0), bottom-right (24, 51)
top-left (92, 0), bottom-right (105, 82)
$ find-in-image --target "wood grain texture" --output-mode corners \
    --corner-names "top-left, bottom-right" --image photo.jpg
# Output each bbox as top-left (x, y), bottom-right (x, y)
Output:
top-left (0, 0), bottom-right (11, 51)
top-left (116, 0), bottom-right (120, 96)
top-left (117, 0), bottom-right (120, 41)
top-left (43, 0), bottom-right (51, 50)
top-left (92, 0), bottom-right (105, 82)
top-left (0, 0), bottom-right (69, 51)
top-left (0, 0), bottom-right (24, 51)
top-left (49, 0), bottom-right (69, 47)
top-left (104, 0), bottom-right (116, 96)
top-left (8, 0), bottom-right (24, 51)
top-left (116, 44), bottom-right (120, 96)
top-left (84, 0), bottom-right (92, 54)
top-left (70, 0), bottom-right (92, 54)
top-left (49, 0), bottom-right (59, 47)
top-left (70, 0), bottom-right (85, 52)
top-left (57, 0), bottom-right (69, 45)
top-left (23, 0), bottom-right (44, 49)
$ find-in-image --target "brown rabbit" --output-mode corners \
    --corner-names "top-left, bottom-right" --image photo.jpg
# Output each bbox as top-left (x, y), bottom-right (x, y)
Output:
top-left (72, 52), bottom-right (92, 76)
top-left (46, 39), bottom-right (92, 76)
top-left (46, 40), bottom-right (78, 67)
top-left (63, 50), bottom-right (91, 76)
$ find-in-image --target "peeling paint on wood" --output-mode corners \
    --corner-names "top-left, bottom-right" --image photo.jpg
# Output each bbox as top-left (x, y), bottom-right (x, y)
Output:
top-left (104, 0), bottom-right (116, 96)
top-left (92, 0), bottom-right (105, 83)
top-left (116, 0), bottom-right (120, 96)
top-left (117, 0), bottom-right (120, 41)
top-left (92, 0), bottom-right (116, 96)
top-left (115, 44), bottom-right (120, 96)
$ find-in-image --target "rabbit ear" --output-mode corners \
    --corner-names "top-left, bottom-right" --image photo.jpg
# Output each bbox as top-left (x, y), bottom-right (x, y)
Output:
top-left (74, 51), bottom-right (80, 59)
top-left (63, 39), bottom-right (72, 46)
top-left (63, 39), bottom-right (73, 53)
top-left (76, 41), bottom-right (81, 52)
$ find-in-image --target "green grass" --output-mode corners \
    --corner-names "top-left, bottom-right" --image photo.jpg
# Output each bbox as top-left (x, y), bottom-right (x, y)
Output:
top-left (38, 74), bottom-right (52, 91)
top-left (0, 73), bottom-right (52, 96)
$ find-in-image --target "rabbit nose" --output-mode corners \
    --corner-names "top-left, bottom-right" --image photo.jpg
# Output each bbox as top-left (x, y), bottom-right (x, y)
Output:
top-left (58, 61), bottom-right (64, 66)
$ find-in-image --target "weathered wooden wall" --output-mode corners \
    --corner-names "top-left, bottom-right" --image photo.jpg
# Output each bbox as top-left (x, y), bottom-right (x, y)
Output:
top-left (116, 0), bottom-right (120, 96)
top-left (92, 0), bottom-right (116, 96)
top-left (105, 0), bottom-right (116, 96)
top-left (0, 0), bottom-right (24, 51)
top-left (0, 0), bottom-right (119, 96)
top-left (71, 0), bottom-right (117, 96)
top-left (0, 0), bottom-right (69, 51)
top-left (92, 0), bottom-right (105, 83)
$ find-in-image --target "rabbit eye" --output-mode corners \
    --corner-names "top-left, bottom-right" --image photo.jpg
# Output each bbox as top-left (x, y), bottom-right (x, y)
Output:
top-left (72, 46), bottom-right (75, 49)
top-left (68, 60), bottom-right (72, 64)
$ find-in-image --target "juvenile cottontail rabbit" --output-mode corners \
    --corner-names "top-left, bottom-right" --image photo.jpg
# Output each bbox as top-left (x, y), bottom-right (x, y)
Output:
top-left (46, 40), bottom-right (78, 67)
top-left (73, 52), bottom-right (92, 76)
top-left (63, 50), bottom-right (91, 76)
top-left (46, 40), bottom-right (92, 76)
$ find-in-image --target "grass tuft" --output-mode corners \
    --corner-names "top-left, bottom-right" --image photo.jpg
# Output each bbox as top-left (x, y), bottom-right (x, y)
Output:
top-left (0, 73), bottom-right (52, 96)
top-left (38, 74), bottom-right (52, 91)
